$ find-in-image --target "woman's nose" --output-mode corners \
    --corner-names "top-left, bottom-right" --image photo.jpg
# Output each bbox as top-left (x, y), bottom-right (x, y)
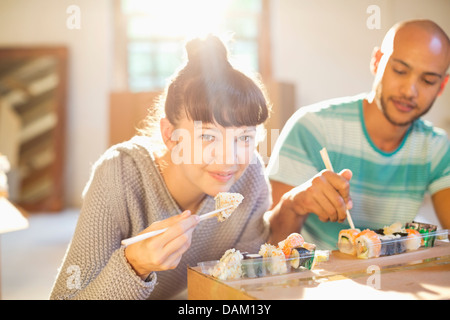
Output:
top-left (219, 140), bottom-right (237, 165)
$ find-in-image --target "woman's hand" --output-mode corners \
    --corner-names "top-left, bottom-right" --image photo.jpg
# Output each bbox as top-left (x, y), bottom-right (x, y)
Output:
top-left (124, 210), bottom-right (200, 280)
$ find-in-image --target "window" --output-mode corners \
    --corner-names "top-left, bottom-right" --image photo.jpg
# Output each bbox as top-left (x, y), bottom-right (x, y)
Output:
top-left (116, 0), bottom-right (268, 92)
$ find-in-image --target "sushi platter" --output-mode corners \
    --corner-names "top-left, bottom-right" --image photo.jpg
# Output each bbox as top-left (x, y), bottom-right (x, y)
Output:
top-left (198, 249), bottom-right (330, 281)
top-left (188, 222), bottom-right (450, 300)
top-left (197, 233), bottom-right (330, 281)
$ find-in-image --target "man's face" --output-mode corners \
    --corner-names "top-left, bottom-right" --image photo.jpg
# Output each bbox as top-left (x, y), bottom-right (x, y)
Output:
top-left (374, 27), bottom-right (449, 127)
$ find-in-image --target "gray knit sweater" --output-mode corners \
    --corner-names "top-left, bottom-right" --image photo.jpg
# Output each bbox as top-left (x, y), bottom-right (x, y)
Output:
top-left (50, 136), bottom-right (271, 300)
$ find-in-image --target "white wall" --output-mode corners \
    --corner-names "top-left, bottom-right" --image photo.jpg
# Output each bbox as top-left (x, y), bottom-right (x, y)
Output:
top-left (0, 0), bottom-right (113, 207)
top-left (270, 0), bottom-right (450, 132)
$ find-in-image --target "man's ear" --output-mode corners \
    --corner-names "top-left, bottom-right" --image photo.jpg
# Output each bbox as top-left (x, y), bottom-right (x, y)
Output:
top-left (370, 47), bottom-right (383, 75)
top-left (160, 117), bottom-right (177, 150)
top-left (438, 74), bottom-right (449, 96)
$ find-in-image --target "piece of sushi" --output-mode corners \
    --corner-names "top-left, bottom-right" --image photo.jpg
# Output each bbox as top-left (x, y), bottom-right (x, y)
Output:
top-left (242, 253), bottom-right (265, 278)
top-left (379, 234), bottom-right (406, 256)
top-left (405, 228), bottom-right (422, 251)
top-left (379, 235), bottom-right (393, 256)
top-left (214, 192), bottom-right (244, 222)
top-left (258, 243), bottom-right (277, 274)
top-left (355, 229), bottom-right (381, 259)
top-left (258, 243), bottom-right (287, 275)
top-left (338, 229), bottom-right (361, 255)
top-left (269, 247), bottom-right (288, 275)
top-left (211, 248), bottom-right (244, 280)
top-left (393, 232), bottom-right (408, 254)
top-left (289, 246), bottom-right (312, 269)
top-left (405, 221), bottom-right (438, 247)
top-left (278, 233), bottom-right (304, 258)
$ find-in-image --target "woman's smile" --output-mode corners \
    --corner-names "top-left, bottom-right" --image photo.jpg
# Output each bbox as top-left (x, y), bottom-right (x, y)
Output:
top-left (207, 170), bottom-right (237, 182)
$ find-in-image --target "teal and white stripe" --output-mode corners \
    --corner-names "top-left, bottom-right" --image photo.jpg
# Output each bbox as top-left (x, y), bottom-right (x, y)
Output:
top-left (266, 93), bottom-right (450, 250)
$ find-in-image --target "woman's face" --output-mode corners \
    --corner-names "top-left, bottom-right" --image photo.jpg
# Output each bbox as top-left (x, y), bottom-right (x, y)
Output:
top-left (169, 116), bottom-right (257, 197)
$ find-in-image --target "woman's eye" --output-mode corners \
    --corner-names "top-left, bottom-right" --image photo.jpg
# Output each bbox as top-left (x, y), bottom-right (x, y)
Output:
top-left (238, 135), bottom-right (252, 143)
top-left (201, 134), bottom-right (215, 142)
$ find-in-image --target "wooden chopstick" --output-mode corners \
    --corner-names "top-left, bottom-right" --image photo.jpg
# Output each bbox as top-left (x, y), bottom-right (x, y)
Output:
top-left (319, 147), bottom-right (356, 229)
top-left (121, 205), bottom-right (234, 247)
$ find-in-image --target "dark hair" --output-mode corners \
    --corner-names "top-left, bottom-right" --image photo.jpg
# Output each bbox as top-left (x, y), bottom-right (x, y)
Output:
top-left (162, 35), bottom-right (270, 127)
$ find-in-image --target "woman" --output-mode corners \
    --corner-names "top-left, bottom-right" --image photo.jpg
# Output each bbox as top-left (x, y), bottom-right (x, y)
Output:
top-left (50, 35), bottom-right (276, 300)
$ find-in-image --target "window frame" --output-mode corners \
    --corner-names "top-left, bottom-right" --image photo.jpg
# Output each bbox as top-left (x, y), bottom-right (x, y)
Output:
top-left (112, 0), bottom-right (272, 91)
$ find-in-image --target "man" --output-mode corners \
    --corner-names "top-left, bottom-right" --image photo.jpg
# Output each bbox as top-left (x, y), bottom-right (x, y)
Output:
top-left (266, 19), bottom-right (450, 250)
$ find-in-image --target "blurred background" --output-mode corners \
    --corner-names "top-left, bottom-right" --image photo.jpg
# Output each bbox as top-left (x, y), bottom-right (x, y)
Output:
top-left (0, 0), bottom-right (449, 299)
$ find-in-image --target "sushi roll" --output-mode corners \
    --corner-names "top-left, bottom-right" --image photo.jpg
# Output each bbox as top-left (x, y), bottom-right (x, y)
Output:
top-left (242, 253), bottom-right (265, 278)
top-left (211, 248), bottom-right (244, 280)
top-left (214, 192), bottom-right (244, 222)
top-left (379, 235), bottom-right (395, 256)
top-left (278, 233), bottom-right (304, 258)
top-left (259, 243), bottom-right (277, 275)
top-left (405, 228), bottom-right (422, 251)
top-left (355, 229), bottom-right (381, 259)
top-left (393, 232), bottom-right (408, 254)
top-left (406, 221), bottom-right (437, 247)
top-left (289, 247), bottom-right (313, 269)
top-left (379, 234), bottom-right (406, 256)
top-left (269, 247), bottom-right (288, 275)
top-left (338, 229), bottom-right (361, 255)
top-left (258, 243), bottom-right (287, 275)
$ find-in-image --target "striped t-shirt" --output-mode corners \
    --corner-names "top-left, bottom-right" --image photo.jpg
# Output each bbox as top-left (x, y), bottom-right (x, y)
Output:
top-left (266, 93), bottom-right (450, 250)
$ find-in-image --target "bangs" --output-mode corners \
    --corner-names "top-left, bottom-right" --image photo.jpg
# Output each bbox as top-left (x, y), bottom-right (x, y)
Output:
top-left (182, 72), bottom-right (269, 127)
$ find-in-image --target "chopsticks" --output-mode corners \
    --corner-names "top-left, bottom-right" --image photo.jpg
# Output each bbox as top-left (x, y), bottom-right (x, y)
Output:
top-left (197, 205), bottom-right (234, 222)
top-left (319, 147), bottom-right (356, 229)
top-left (120, 205), bottom-right (234, 247)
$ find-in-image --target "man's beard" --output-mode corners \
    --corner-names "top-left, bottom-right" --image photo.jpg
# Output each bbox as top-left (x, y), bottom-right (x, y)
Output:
top-left (375, 84), bottom-right (435, 127)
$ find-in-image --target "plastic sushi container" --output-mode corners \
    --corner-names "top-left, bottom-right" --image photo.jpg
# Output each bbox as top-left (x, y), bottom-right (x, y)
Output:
top-left (197, 248), bottom-right (330, 281)
top-left (338, 222), bottom-right (449, 259)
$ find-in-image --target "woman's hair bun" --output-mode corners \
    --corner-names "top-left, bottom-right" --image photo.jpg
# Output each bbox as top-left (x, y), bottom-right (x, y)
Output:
top-left (185, 34), bottom-right (231, 70)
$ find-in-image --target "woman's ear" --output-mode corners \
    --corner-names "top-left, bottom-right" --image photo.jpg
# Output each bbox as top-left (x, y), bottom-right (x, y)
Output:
top-left (160, 118), bottom-right (177, 150)
top-left (370, 47), bottom-right (383, 75)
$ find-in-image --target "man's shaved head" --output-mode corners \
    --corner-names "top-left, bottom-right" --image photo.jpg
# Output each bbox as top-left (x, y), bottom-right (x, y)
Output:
top-left (381, 19), bottom-right (450, 71)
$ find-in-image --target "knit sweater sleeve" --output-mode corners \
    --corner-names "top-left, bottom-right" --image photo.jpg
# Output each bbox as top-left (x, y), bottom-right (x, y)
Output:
top-left (49, 149), bottom-right (157, 300)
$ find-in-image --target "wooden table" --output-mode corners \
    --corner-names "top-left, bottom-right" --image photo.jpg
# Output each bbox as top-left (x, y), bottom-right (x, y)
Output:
top-left (187, 240), bottom-right (450, 300)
